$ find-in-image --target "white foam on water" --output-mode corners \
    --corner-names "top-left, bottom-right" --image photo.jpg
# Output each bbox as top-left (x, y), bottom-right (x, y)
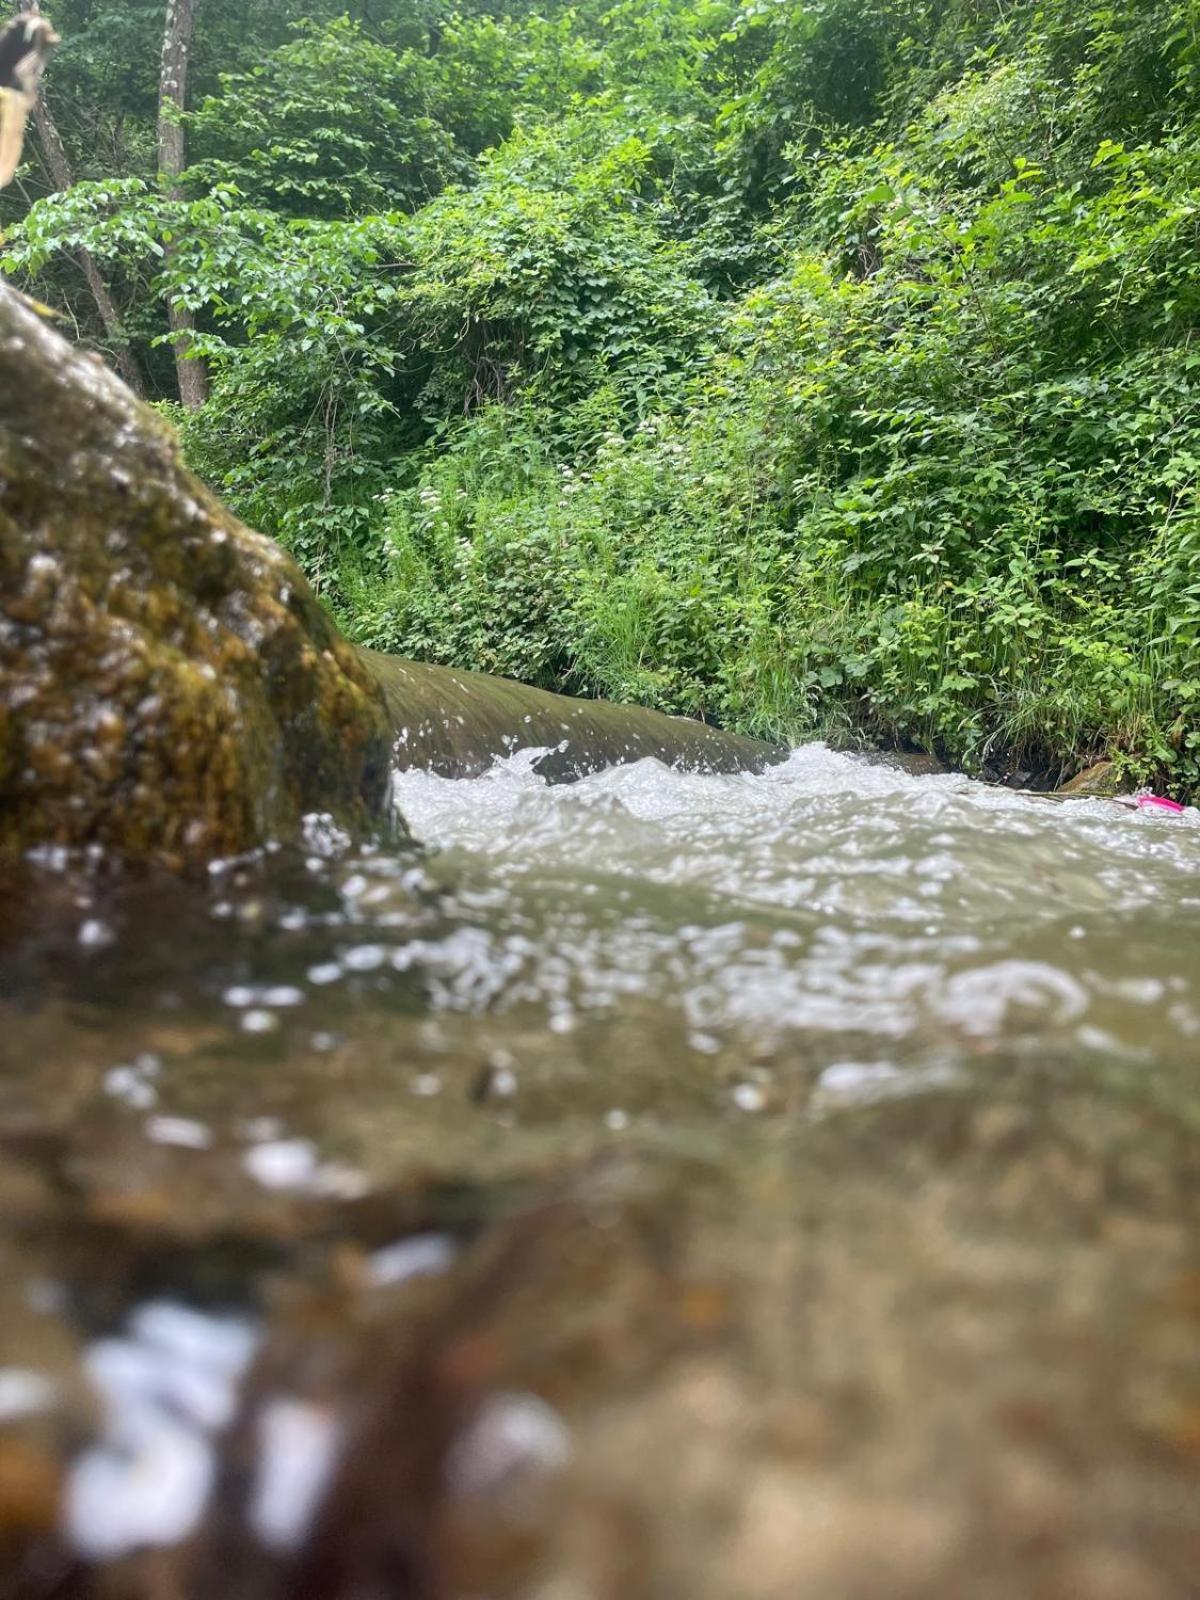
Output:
top-left (446, 1392), bottom-right (572, 1500)
top-left (366, 1233), bottom-right (457, 1287)
top-left (66, 1412), bottom-right (216, 1559)
top-left (249, 1397), bottom-right (343, 1553)
top-left (65, 1301), bottom-right (261, 1560)
top-left (382, 745), bottom-right (1200, 1067)
top-left (0, 1367), bottom-right (57, 1422)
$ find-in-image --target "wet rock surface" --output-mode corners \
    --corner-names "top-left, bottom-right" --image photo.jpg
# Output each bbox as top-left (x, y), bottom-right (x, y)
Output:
top-left (0, 283), bottom-right (398, 868)
top-left (1056, 759), bottom-right (1128, 798)
top-left (363, 653), bottom-right (782, 782)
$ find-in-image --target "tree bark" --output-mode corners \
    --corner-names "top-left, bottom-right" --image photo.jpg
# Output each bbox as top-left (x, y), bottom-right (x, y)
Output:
top-left (157, 0), bottom-right (207, 408)
top-left (29, 94), bottom-right (146, 395)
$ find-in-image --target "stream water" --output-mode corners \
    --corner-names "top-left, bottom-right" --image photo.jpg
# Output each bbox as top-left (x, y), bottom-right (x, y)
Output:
top-left (1, 745), bottom-right (1198, 1598)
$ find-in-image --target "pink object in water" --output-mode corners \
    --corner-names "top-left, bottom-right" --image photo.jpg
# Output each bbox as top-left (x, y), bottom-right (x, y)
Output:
top-left (1135, 793), bottom-right (1186, 814)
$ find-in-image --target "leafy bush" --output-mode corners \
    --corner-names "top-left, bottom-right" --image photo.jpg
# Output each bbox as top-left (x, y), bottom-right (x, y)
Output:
top-left (4, 0), bottom-right (1199, 791)
top-left (185, 18), bottom-right (470, 218)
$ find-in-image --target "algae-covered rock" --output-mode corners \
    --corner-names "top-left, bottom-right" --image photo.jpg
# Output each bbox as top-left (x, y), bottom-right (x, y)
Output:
top-left (361, 652), bottom-right (783, 781)
top-left (0, 282), bottom-right (396, 868)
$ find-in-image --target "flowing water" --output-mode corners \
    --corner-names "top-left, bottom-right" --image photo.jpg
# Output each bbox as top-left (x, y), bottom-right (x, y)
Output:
top-left (1, 746), bottom-right (1199, 1598)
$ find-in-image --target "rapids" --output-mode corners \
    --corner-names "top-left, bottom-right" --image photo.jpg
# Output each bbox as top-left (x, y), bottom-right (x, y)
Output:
top-left (1, 745), bottom-right (1198, 1599)
top-left (390, 744), bottom-right (1200, 1066)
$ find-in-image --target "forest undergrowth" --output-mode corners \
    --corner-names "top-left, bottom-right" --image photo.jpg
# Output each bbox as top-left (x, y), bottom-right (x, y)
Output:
top-left (4, 0), bottom-right (1199, 790)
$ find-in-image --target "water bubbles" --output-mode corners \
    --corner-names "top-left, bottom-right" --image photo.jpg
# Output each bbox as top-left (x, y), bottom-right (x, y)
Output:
top-left (249, 1398), bottom-right (343, 1553)
top-left (105, 1065), bottom-right (157, 1110)
top-left (65, 1301), bottom-right (260, 1560)
top-left (66, 1412), bottom-right (216, 1559)
top-left (224, 983), bottom-right (305, 1011)
top-left (366, 1233), bottom-right (457, 1288)
top-left (26, 843), bottom-right (71, 873)
top-left (935, 961), bottom-right (1088, 1037)
top-left (243, 1138), bottom-right (319, 1190)
top-left (145, 1116), bottom-right (212, 1150)
top-left (104, 1053), bottom-right (161, 1111)
top-left (260, 985), bottom-right (305, 1008)
top-left (0, 1368), bottom-right (57, 1423)
top-left (241, 1135), bottom-right (367, 1198)
top-left (489, 1064), bottom-right (518, 1098)
top-left (730, 1082), bottom-right (766, 1113)
top-left (241, 1009), bottom-right (279, 1034)
top-left (446, 1392), bottom-right (571, 1500)
top-left (1110, 976), bottom-right (1165, 1004)
top-left (342, 943), bottom-right (387, 972)
top-left (813, 1061), bottom-right (903, 1108)
top-left (78, 918), bottom-right (115, 950)
top-left (299, 813), bottom-right (353, 860)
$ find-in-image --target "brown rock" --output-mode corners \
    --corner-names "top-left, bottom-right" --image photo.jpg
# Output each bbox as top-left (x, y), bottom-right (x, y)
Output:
top-left (0, 282), bottom-right (396, 868)
top-left (1056, 760), bottom-right (1125, 797)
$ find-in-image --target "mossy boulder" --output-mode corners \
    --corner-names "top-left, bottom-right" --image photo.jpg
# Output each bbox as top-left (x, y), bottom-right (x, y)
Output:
top-left (362, 652), bottom-right (782, 781)
top-left (0, 282), bottom-right (395, 868)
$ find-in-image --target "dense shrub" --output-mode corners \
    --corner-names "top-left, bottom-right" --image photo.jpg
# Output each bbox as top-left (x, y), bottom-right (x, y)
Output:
top-left (4, 0), bottom-right (1199, 789)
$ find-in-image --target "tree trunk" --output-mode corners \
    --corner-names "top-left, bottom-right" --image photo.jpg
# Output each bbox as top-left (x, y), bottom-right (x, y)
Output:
top-left (29, 94), bottom-right (146, 395)
top-left (157, 0), bottom-right (207, 408)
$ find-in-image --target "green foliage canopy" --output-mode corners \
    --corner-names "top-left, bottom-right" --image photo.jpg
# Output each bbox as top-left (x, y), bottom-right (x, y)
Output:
top-left (3, 0), bottom-right (1199, 790)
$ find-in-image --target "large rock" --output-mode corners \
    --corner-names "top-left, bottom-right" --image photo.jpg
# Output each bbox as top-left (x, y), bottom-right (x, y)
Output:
top-left (363, 652), bottom-right (781, 781)
top-left (0, 282), bottom-right (780, 868)
top-left (0, 283), bottom-right (396, 868)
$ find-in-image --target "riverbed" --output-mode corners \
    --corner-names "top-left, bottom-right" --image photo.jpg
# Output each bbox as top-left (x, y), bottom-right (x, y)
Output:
top-left (1, 745), bottom-right (1198, 1597)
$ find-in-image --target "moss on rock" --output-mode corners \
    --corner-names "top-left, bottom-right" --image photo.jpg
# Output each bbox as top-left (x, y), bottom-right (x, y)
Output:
top-left (361, 651), bottom-right (783, 781)
top-left (0, 283), bottom-right (396, 868)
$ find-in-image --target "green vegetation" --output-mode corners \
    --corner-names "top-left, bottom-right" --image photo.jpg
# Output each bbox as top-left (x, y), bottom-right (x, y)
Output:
top-left (4, 0), bottom-right (1199, 788)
